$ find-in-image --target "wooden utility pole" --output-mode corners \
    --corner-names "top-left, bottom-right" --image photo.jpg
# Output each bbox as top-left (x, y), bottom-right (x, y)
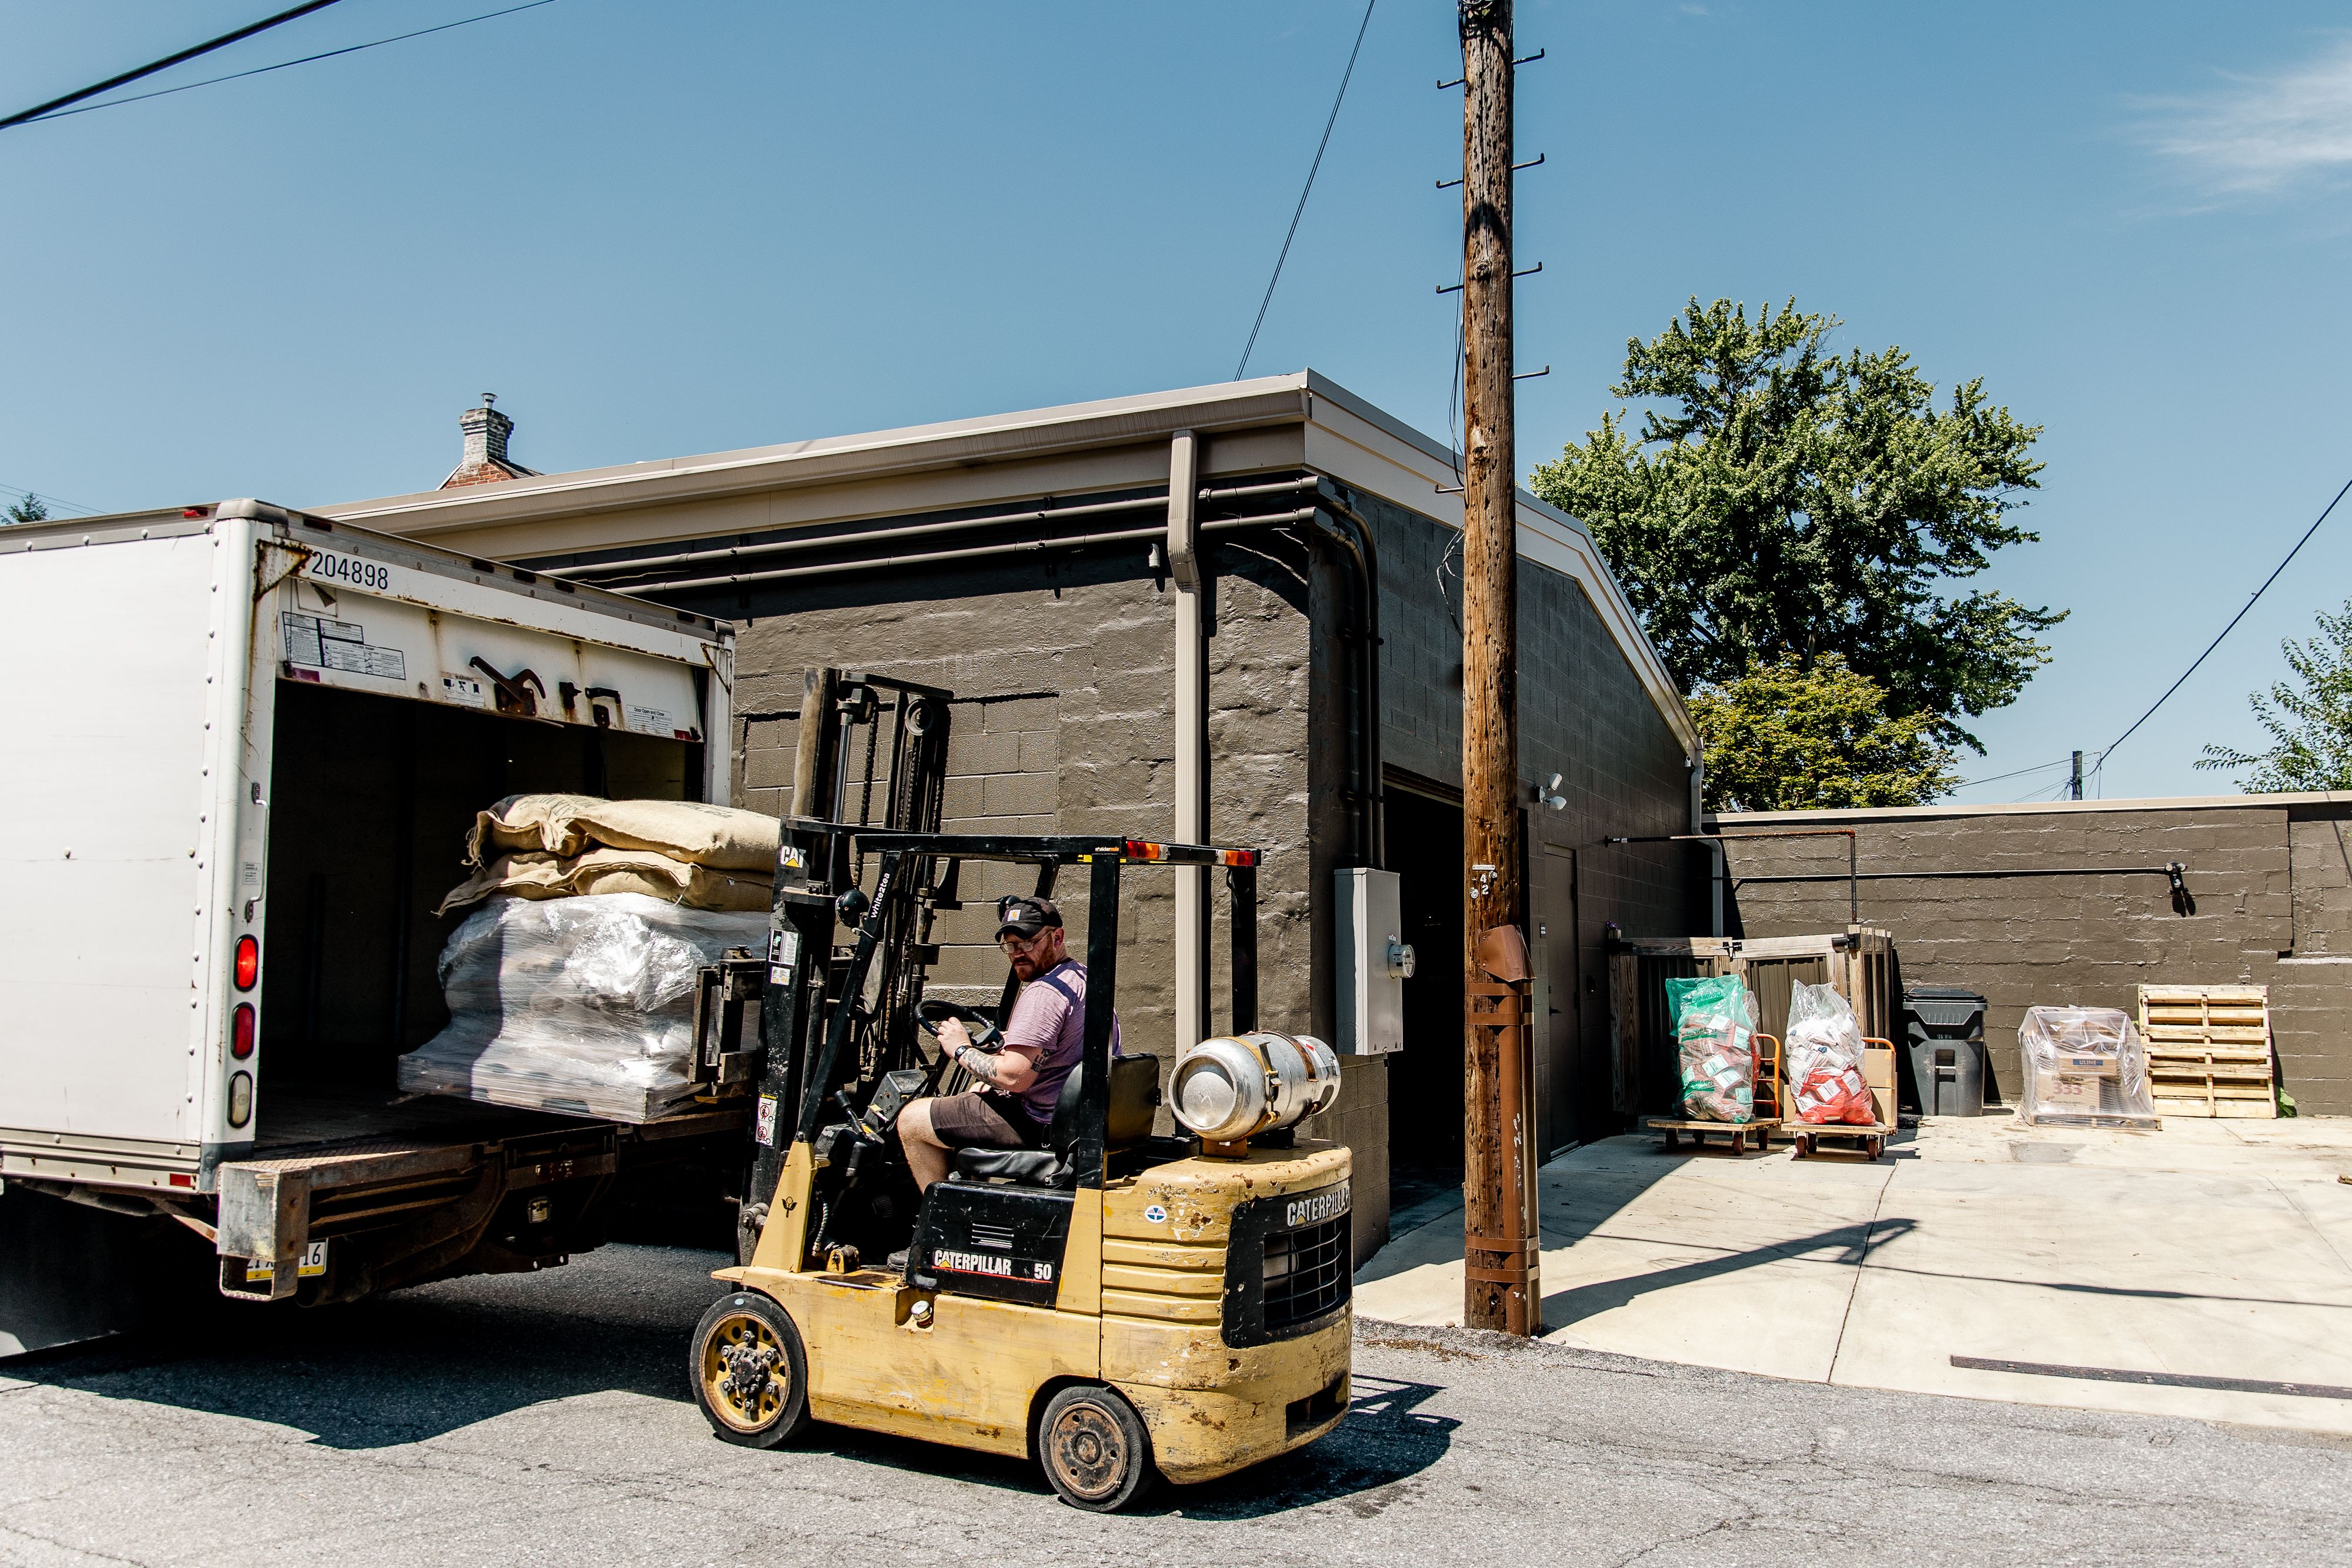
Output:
top-left (1458, 0), bottom-right (1539, 1336)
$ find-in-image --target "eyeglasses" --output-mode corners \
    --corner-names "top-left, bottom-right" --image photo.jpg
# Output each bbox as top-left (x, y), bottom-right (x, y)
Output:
top-left (997, 930), bottom-right (1049, 955)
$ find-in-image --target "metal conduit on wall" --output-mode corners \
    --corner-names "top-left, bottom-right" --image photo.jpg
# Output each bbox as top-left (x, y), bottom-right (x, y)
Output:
top-left (556, 477), bottom-right (1320, 586)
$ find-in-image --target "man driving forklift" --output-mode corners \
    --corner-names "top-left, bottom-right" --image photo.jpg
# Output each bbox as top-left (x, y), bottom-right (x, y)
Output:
top-left (895, 895), bottom-right (1122, 1191)
top-left (691, 828), bottom-right (1352, 1512)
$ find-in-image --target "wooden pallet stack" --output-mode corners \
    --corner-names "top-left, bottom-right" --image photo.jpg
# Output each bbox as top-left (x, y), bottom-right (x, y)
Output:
top-left (2136, 984), bottom-right (2276, 1119)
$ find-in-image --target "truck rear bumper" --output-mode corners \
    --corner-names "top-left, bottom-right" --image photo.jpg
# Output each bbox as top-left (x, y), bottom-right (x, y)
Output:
top-left (0, 1128), bottom-right (201, 1190)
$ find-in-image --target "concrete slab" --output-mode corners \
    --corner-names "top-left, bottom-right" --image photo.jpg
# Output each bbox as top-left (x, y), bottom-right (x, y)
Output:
top-left (1354, 1115), bottom-right (2352, 1435)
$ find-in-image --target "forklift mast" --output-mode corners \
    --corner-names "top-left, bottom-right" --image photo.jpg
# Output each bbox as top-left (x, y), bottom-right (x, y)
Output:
top-left (717, 668), bottom-right (955, 1262)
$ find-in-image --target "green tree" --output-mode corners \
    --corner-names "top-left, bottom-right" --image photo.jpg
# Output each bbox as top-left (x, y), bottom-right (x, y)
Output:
top-left (1690, 654), bottom-right (1958, 812)
top-left (4, 493), bottom-right (48, 524)
top-left (1530, 297), bottom-right (2064, 752)
top-left (2196, 599), bottom-right (2352, 792)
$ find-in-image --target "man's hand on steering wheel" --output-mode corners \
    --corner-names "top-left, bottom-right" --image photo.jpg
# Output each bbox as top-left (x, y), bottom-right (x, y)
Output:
top-left (916, 999), bottom-right (1003, 1052)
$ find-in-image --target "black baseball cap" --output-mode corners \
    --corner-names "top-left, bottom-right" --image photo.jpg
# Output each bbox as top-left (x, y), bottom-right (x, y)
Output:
top-left (995, 895), bottom-right (1063, 940)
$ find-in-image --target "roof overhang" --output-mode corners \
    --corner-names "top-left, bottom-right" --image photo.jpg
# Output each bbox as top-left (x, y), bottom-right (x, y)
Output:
top-left (318, 370), bottom-right (1695, 752)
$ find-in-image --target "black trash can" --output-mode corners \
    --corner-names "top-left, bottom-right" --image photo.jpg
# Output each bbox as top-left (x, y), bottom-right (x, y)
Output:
top-left (1903, 986), bottom-right (1987, 1116)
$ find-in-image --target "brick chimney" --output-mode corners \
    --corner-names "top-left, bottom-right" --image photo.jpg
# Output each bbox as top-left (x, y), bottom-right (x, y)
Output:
top-left (442, 393), bottom-right (540, 488)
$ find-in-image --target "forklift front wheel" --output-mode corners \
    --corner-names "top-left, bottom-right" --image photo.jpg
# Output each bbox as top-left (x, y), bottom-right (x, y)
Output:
top-left (1037, 1384), bottom-right (1158, 1512)
top-left (691, 1292), bottom-right (813, 1448)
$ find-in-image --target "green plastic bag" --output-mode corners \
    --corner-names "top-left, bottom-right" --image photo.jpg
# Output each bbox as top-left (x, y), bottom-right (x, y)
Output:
top-left (1666, 974), bottom-right (1756, 1123)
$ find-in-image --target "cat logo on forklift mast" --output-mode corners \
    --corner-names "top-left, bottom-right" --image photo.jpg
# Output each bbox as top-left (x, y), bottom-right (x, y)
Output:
top-left (687, 825), bottom-right (1352, 1513)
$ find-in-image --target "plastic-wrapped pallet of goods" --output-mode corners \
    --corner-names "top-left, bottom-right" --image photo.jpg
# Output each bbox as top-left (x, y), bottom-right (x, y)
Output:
top-left (400, 893), bottom-right (769, 1122)
top-left (2015, 1006), bottom-right (2160, 1130)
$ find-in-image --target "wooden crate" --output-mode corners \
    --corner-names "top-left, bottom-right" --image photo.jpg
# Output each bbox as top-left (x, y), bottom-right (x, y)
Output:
top-left (2137, 984), bottom-right (2276, 1119)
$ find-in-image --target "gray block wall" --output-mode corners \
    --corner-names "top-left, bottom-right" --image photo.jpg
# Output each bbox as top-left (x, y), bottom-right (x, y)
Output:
top-left (1718, 800), bottom-right (2352, 1115)
top-left (687, 533), bottom-right (1403, 1254)
top-left (1356, 489), bottom-right (1704, 1156)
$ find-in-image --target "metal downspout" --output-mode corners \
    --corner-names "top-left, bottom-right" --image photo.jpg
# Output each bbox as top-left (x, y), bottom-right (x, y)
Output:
top-left (1168, 432), bottom-right (1210, 1054)
top-left (1309, 483), bottom-right (1384, 868)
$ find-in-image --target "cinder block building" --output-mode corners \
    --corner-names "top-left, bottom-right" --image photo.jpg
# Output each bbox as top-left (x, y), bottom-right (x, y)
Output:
top-left (1716, 794), bottom-right (2352, 1116)
top-left (324, 373), bottom-right (1708, 1250)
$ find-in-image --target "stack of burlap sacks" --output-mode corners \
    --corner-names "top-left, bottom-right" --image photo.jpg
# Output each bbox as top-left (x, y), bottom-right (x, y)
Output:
top-left (399, 796), bottom-right (779, 1124)
top-left (435, 795), bottom-right (777, 915)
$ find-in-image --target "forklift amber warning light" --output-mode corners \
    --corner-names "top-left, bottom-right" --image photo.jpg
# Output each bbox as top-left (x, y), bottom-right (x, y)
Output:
top-left (1121, 840), bottom-right (1258, 867)
top-left (234, 935), bottom-right (259, 990)
top-left (230, 1004), bottom-right (256, 1059)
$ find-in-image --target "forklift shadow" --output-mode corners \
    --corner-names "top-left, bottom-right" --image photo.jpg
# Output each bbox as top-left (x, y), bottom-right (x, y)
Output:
top-left (1160, 1375), bottom-right (1457, 1519)
top-left (800, 1374), bottom-right (1457, 1519)
top-left (9, 1246), bottom-right (726, 1451)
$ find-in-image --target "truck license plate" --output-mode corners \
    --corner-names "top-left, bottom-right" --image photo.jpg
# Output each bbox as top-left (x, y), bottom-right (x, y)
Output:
top-left (245, 1241), bottom-right (328, 1281)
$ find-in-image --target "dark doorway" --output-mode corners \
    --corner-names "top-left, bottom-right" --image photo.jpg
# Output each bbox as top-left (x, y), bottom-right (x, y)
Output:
top-left (1383, 784), bottom-right (1464, 1229)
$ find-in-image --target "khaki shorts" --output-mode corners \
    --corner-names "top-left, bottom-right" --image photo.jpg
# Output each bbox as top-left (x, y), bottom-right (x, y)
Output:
top-left (925, 1089), bottom-right (1038, 1149)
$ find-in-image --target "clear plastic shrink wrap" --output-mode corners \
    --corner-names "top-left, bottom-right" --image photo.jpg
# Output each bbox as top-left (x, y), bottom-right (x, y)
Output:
top-left (1785, 979), bottom-right (1878, 1125)
top-left (1666, 974), bottom-right (1756, 1122)
top-left (2016, 1005), bottom-right (2159, 1129)
top-left (400, 893), bottom-right (769, 1122)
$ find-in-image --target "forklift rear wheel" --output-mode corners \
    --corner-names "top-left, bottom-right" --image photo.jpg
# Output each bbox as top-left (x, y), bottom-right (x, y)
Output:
top-left (1038, 1384), bottom-right (1158, 1512)
top-left (691, 1292), bottom-right (812, 1448)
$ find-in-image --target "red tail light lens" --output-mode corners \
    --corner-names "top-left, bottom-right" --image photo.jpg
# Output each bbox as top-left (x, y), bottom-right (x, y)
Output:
top-left (234, 935), bottom-right (259, 991)
top-left (231, 1004), bottom-right (256, 1059)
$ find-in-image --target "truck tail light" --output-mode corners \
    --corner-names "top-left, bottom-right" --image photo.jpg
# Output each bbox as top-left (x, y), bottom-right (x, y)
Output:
top-left (231, 1004), bottom-right (256, 1058)
top-left (234, 935), bottom-right (259, 991)
top-left (228, 1071), bottom-right (253, 1128)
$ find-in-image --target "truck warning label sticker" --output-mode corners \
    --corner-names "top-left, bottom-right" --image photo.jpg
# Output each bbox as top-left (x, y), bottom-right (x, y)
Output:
top-left (283, 613), bottom-right (406, 681)
top-left (440, 673), bottom-right (489, 710)
top-left (754, 1094), bottom-right (777, 1146)
top-left (626, 705), bottom-right (672, 736)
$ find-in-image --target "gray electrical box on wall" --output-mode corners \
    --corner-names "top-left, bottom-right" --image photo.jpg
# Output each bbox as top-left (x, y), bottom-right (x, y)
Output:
top-left (1334, 867), bottom-right (1412, 1055)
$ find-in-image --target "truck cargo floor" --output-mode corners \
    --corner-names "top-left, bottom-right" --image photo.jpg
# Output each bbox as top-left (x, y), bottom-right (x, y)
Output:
top-left (253, 1084), bottom-right (580, 1155)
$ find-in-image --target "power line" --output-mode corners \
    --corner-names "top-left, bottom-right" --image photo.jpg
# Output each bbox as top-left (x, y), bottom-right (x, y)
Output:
top-left (2093, 472), bottom-right (2352, 780)
top-left (18, 1), bottom-right (560, 126)
top-left (1233, 0), bottom-right (1378, 380)
top-left (0, 480), bottom-right (104, 518)
top-left (1953, 755), bottom-right (2074, 790)
top-left (0, 1), bottom-right (347, 131)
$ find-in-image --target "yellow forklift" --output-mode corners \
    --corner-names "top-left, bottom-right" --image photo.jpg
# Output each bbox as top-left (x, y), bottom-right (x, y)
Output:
top-left (686, 818), bottom-right (1352, 1511)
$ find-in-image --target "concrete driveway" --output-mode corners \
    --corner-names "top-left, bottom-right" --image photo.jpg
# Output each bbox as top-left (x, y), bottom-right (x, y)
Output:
top-left (1357, 1115), bottom-right (2352, 1434)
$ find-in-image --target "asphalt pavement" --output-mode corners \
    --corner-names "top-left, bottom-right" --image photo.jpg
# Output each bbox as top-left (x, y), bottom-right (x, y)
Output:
top-left (1, 1242), bottom-right (2346, 1566)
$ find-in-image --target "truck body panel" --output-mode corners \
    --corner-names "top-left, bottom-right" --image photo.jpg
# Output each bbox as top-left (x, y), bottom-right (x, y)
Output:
top-left (0, 502), bottom-right (740, 1348)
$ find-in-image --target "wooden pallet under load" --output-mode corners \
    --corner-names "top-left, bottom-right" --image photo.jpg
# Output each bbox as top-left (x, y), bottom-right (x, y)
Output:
top-left (2137, 984), bottom-right (2277, 1119)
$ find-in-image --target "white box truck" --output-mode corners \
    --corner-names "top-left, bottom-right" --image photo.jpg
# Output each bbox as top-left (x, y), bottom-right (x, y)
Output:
top-left (0, 499), bottom-right (744, 1352)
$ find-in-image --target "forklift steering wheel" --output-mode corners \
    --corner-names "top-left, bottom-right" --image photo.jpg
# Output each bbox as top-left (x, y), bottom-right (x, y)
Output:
top-left (916, 999), bottom-right (1003, 1052)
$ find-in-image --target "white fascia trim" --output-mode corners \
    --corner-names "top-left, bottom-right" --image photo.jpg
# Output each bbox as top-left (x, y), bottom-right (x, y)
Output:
top-left (1706, 791), bottom-right (2352, 827)
top-left (316, 376), bottom-right (1319, 535)
top-left (1299, 375), bottom-right (1698, 754)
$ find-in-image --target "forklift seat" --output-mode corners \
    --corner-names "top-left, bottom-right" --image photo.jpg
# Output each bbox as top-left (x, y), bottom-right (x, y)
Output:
top-left (950, 1054), bottom-right (1161, 1188)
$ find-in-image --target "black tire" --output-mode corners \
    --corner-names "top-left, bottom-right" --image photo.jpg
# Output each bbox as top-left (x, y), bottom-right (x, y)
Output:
top-left (690, 1291), bottom-right (813, 1448)
top-left (1037, 1384), bottom-right (1158, 1512)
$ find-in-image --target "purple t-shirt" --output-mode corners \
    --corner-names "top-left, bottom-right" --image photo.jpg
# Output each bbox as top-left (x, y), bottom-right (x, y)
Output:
top-left (1001, 960), bottom-right (1120, 1126)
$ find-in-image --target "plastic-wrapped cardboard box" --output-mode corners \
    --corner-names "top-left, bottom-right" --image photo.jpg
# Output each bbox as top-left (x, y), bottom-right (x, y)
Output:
top-left (2016, 1007), bottom-right (2158, 1129)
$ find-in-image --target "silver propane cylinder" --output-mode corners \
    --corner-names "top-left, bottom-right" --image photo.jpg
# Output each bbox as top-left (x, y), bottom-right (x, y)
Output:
top-left (1169, 1031), bottom-right (1342, 1145)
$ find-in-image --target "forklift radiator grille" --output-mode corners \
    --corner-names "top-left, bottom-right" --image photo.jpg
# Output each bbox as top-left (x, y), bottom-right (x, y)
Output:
top-left (1260, 1215), bottom-right (1349, 1333)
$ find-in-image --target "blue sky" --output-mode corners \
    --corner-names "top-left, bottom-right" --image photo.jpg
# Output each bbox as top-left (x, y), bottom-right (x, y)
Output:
top-left (3, 1), bottom-right (2348, 802)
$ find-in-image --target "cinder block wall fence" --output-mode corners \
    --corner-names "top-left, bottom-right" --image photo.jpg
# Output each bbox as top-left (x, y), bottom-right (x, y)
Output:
top-left (1714, 795), bottom-right (2352, 1115)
